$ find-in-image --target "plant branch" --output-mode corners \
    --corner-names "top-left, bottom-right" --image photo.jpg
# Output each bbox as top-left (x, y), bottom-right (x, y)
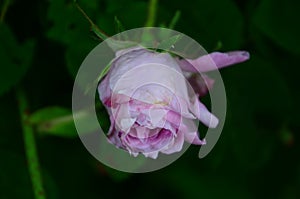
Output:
top-left (16, 88), bottom-right (46, 199)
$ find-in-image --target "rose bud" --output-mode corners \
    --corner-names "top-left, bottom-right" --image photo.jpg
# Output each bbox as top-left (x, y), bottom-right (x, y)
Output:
top-left (98, 47), bottom-right (249, 159)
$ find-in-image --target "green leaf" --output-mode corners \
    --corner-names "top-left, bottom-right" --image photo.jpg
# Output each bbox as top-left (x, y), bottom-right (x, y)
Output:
top-left (29, 106), bottom-right (103, 138)
top-left (29, 106), bottom-right (77, 138)
top-left (0, 23), bottom-right (35, 95)
top-left (29, 107), bottom-right (71, 123)
top-left (253, 0), bottom-right (300, 54)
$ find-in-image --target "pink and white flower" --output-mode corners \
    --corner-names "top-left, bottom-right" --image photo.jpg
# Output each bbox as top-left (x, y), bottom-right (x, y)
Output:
top-left (98, 47), bottom-right (249, 159)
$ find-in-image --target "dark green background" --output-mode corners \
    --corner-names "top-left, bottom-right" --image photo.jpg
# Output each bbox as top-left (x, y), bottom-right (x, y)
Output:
top-left (1, 0), bottom-right (300, 198)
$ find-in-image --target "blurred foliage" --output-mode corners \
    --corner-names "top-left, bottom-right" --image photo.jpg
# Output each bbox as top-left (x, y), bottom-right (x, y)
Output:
top-left (0, 23), bottom-right (34, 95)
top-left (0, 0), bottom-right (300, 198)
top-left (253, 0), bottom-right (300, 55)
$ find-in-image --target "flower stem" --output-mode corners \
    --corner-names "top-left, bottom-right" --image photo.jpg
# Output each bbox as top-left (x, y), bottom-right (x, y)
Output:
top-left (145, 0), bottom-right (158, 27)
top-left (16, 88), bottom-right (46, 199)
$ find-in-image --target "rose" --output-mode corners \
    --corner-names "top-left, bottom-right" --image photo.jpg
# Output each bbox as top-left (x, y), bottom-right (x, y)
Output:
top-left (98, 47), bottom-right (249, 159)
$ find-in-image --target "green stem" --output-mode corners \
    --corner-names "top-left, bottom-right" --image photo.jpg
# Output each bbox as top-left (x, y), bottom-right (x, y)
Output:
top-left (16, 88), bottom-right (46, 199)
top-left (145, 0), bottom-right (158, 27)
top-left (168, 10), bottom-right (181, 29)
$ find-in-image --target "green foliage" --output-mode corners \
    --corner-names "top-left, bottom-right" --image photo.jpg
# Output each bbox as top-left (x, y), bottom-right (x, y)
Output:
top-left (0, 150), bottom-right (34, 198)
top-left (253, 0), bottom-right (300, 54)
top-left (168, 0), bottom-right (244, 50)
top-left (47, 0), bottom-right (99, 78)
top-left (65, 39), bottom-right (97, 78)
top-left (0, 23), bottom-right (34, 95)
top-left (47, 0), bottom-right (97, 45)
top-left (114, 2), bottom-right (148, 29)
top-left (222, 55), bottom-right (292, 170)
top-left (162, 167), bottom-right (252, 199)
top-left (0, 150), bottom-right (58, 199)
top-left (0, 0), bottom-right (299, 198)
top-left (29, 106), bottom-right (77, 138)
top-left (103, 166), bottom-right (132, 182)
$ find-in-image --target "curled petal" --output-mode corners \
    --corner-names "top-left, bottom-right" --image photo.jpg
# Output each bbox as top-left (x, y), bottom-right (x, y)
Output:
top-left (177, 51), bottom-right (250, 72)
top-left (178, 118), bottom-right (206, 145)
top-left (190, 98), bottom-right (219, 128)
top-left (184, 132), bottom-right (206, 145)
